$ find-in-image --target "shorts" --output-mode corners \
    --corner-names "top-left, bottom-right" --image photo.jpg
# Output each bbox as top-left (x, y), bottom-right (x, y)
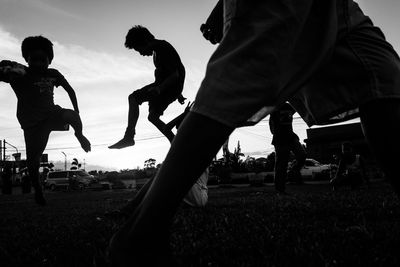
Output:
top-left (191, 0), bottom-right (400, 127)
top-left (19, 105), bottom-right (70, 131)
top-left (23, 107), bottom-right (70, 162)
top-left (132, 82), bottom-right (183, 116)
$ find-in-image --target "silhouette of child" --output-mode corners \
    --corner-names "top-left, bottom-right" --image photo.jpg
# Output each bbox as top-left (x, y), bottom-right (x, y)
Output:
top-left (269, 103), bottom-right (306, 193)
top-left (330, 141), bottom-right (366, 190)
top-left (109, 25), bottom-right (186, 149)
top-left (0, 36), bottom-right (91, 205)
top-left (107, 1), bottom-right (400, 265)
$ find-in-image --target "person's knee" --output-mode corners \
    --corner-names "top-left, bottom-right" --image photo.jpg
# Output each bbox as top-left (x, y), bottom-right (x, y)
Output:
top-left (147, 112), bottom-right (159, 123)
top-left (62, 109), bottom-right (79, 122)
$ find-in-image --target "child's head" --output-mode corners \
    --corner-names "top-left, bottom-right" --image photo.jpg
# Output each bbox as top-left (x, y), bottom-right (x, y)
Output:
top-left (21, 36), bottom-right (54, 70)
top-left (125, 25), bottom-right (155, 56)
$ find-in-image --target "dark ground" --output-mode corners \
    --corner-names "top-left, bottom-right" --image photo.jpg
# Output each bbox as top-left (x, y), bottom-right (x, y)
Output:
top-left (0, 180), bottom-right (399, 267)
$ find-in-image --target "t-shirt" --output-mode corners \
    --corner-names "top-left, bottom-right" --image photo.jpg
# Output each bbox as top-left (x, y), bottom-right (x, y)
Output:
top-left (153, 40), bottom-right (185, 93)
top-left (269, 104), bottom-right (299, 145)
top-left (0, 60), bottom-right (67, 129)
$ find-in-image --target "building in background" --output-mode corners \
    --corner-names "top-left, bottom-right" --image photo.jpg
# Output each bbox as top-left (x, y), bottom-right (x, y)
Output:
top-left (304, 122), bottom-right (383, 179)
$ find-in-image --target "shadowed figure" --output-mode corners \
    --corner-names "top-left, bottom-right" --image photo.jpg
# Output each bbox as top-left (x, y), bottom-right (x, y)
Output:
top-left (330, 141), bottom-right (367, 190)
top-left (269, 103), bottom-right (306, 194)
top-left (109, 25), bottom-right (186, 149)
top-left (105, 1), bottom-right (400, 266)
top-left (0, 36), bottom-right (91, 206)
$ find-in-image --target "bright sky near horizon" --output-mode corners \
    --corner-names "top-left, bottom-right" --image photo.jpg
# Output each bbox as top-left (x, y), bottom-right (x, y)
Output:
top-left (0, 0), bottom-right (399, 171)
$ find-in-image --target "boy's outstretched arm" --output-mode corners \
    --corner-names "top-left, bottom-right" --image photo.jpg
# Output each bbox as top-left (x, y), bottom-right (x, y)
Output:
top-left (60, 78), bottom-right (80, 113)
top-left (0, 60), bottom-right (27, 83)
top-left (58, 74), bottom-right (91, 152)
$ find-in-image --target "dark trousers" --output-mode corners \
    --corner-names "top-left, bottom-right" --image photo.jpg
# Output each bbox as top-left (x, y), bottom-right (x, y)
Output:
top-left (274, 139), bottom-right (306, 192)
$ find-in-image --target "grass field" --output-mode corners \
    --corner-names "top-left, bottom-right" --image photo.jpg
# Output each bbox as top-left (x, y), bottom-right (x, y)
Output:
top-left (0, 180), bottom-right (399, 267)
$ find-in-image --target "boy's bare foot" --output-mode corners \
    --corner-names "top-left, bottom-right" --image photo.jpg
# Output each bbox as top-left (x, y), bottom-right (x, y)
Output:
top-left (108, 138), bottom-right (135, 149)
top-left (75, 133), bottom-right (91, 152)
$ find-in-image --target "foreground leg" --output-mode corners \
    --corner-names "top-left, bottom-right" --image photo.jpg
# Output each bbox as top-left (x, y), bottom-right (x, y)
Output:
top-left (24, 127), bottom-right (51, 206)
top-left (62, 110), bottom-right (91, 152)
top-left (109, 93), bottom-right (141, 149)
top-left (108, 112), bottom-right (233, 266)
top-left (359, 99), bottom-right (400, 194)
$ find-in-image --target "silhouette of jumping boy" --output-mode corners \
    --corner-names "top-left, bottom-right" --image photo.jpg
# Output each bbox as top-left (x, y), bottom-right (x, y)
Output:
top-left (109, 25), bottom-right (186, 149)
top-left (0, 36), bottom-right (91, 206)
top-left (107, 1), bottom-right (400, 265)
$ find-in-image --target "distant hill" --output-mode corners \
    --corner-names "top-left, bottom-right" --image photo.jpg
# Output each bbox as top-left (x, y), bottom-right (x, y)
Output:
top-left (49, 160), bottom-right (117, 172)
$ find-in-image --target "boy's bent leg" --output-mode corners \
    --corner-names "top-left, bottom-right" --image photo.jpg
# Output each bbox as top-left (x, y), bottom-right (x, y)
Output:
top-left (360, 99), bottom-right (400, 194)
top-left (148, 112), bottom-right (175, 143)
top-left (108, 112), bottom-right (233, 265)
top-left (24, 127), bottom-right (51, 206)
top-left (61, 109), bottom-right (91, 152)
top-left (109, 90), bottom-right (145, 149)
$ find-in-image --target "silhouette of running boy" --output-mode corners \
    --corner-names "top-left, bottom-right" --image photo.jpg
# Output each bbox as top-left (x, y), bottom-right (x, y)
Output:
top-left (269, 103), bottom-right (306, 193)
top-left (109, 25), bottom-right (186, 149)
top-left (0, 36), bottom-right (91, 206)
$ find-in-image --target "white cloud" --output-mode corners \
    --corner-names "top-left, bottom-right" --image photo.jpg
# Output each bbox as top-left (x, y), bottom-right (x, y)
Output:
top-left (0, 26), bottom-right (22, 61)
top-left (52, 42), bottom-right (154, 85)
top-left (0, 25), bottom-right (153, 85)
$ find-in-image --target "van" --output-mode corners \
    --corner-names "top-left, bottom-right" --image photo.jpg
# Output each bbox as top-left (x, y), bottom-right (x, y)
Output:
top-left (45, 170), bottom-right (96, 190)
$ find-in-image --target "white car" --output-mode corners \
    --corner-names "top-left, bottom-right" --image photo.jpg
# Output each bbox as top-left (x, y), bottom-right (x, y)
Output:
top-left (289, 158), bottom-right (333, 180)
top-left (45, 170), bottom-right (96, 190)
top-left (301, 159), bottom-right (332, 179)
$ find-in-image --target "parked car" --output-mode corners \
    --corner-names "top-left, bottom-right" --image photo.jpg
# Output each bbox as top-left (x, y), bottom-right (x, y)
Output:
top-left (45, 170), bottom-right (96, 190)
top-left (289, 158), bottom-right (333, 180)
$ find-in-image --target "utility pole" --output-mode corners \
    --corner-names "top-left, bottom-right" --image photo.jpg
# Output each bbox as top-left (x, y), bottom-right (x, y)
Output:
top-left (4, 140), bottom-right (18, 154)
top-left (61, 151), bottom-right (67, 171)
top-left (2, 140), bottom-right (6, 163)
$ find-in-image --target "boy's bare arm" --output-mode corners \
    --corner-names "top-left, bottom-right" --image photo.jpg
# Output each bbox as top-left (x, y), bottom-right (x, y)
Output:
top-left (0, 60), bottom-right (27, 83)
top-left (60, 78), bottom-right (80, 113)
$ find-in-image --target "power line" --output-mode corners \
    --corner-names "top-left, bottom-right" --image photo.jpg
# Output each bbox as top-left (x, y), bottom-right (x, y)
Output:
top-left (2, 135), bottom-right (166, 152)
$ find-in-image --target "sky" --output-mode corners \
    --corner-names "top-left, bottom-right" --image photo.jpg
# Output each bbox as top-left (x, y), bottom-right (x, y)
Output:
top-left (0, 0), bottom-right (399, 171)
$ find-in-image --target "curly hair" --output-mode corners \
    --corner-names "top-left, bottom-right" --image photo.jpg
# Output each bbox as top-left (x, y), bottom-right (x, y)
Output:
top-left (125, 25), bottom-right (155, 49)
top-left (21, 36), bottom-right (54, 63)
